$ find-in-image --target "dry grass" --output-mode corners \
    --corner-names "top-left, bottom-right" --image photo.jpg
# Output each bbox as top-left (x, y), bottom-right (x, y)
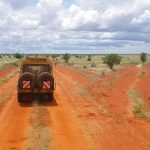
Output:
top-left (138, 71), bottom-right (145, 78)
top-left (129, 88), bottom-right (150, 121)
top-left (54, 54), bottom-right (150, 75)
top-left (76, 83), bottom-right (109, 116)
top-left (0, 55), bottom-right (18, 65)
top-left (25, 102), bottom-right (51, 150)
top-left (0, 90), bottom-right (14, 106)
top-left (0, 69), bottom-right (18, 84)
top-left (0, 60), bottom-right (19, 84)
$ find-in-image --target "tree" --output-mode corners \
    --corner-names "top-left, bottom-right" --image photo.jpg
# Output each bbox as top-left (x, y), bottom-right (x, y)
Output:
top-left (87, 54), bottom-right (92, 61)
top-left (75, 55), bottom-right (79, 58)
top-left (140, 52), bottom-right (147, 63)
top-left (63, 53), bottom-right (70, 63)
top-left (52, 54), bottom-right (59, 59)
top-left (14, 53), bottom-right (23, 59)
top-left (103, 54), bottom-right (122, 70)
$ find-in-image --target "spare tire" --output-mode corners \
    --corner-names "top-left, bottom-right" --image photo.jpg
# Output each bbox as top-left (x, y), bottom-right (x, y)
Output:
top-left (37, 72), bottom-right (54, 89)
top-left (18, 72), bottom-right (36, 89)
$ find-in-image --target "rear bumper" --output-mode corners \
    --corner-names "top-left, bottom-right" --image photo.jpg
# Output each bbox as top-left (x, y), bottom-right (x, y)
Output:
top-left (17, 88), bottom-right (55, 94)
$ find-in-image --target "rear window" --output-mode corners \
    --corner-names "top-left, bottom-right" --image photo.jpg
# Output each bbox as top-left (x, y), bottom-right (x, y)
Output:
top-left (23, 64), bottom-right (51, 75)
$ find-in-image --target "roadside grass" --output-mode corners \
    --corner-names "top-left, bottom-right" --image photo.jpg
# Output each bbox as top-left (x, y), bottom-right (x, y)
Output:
top-left (0, 60), bottom-right (19, 84)
top-left (0, 60), bottom-right (19, 70)
top-left (129, 88), bottom-right (150, 121)
top-left (136, 63), bottom-right (143, 69)
top-left (76, 83), bottom-right (93, 101)
top-left (58, 54), bottom-right (149, 77)
top-left (0, 69), bottom-right (18, 84)
top-left (25, 102), bottom-right (51, 150)
top-left (0, 89), bottom-right (14, 106)
top-left (138, 71), bottom-right (145, 78)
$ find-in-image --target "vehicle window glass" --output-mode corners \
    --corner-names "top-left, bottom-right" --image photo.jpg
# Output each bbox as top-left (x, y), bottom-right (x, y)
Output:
top-left (23, 65), bottom-right (50, 74)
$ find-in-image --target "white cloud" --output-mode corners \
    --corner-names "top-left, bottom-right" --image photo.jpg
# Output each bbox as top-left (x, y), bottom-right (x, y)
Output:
top-left (0, 0), bottom-right (150, 54)
top-left (5, 0), bottom-right (28, 9)
top-left (61, 4), bottom-right (100, 30)
top-left (132, 10), bottom-right (150, 24)
top-left (76, 0), bottom-right (101, 10)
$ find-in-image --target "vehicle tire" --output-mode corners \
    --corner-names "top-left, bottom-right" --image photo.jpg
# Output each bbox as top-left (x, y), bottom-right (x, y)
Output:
top-left (18, 93), bottom-right (23, 103)
top-left (18, 72), bottom-right (36, 89)
top-left (48, 93), bottom-right (54, 101)
top-left (37, 72), bottom-right (54, 89)
top-left (40, 93), bottom-right (53, 102)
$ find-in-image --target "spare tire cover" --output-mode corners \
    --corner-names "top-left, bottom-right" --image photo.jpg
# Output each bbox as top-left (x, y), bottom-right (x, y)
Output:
top-left (37, 72), bottom-right (54, 89)
top-left (18, 72), bottom-right (36, 89)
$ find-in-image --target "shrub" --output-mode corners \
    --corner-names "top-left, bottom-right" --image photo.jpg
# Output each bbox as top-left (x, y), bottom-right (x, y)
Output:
top-left (63, 53), bottom-right (71, 63)
top-left (103, 54), bottom-right (122, 70)
top-left (14, 53), bottom-right (23, 59)
top-left (83, 66), bottom-right (87, 69)
top-left (91, 62), bottom-right (96, 67)
top-left (75, 55), bottom-right (79, 58)
top-left (52, 54), bottom-right (59, 59)
top-left (87, 55), bottom-right (92, 61)
top-left (140, 52), bottom-right (147, 63)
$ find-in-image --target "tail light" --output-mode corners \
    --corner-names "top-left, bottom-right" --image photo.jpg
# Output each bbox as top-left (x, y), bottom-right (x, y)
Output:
top-left (43, 81), bottom-right (50, 89)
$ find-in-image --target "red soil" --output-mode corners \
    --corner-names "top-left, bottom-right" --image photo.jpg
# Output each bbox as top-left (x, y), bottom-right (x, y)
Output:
top-left (0, 75), bottom-right (31, 150)
top-left (0, 64), bottom-right (150, 150)
top-left (52, 64), bottom-right (150, 150)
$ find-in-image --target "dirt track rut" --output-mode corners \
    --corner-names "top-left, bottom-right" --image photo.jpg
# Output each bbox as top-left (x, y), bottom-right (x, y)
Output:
top-left (0, 65), bottom-right (150, 150)
top-left (0, 75), bottom-right (31, 150)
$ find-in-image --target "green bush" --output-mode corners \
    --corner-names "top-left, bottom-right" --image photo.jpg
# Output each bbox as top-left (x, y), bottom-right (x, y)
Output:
top-left (140, 52), bottom-right (147, 63)
top-left (75, 55), bottom-right (79, 58)
top-left (83, 65), bottom-right (87, 69)
top-left (63, 53), bottom-right (71, 63)
top-left (103, 54), bottom-right (122, 70)
top-left (52, 54), bottom-right (59, 59)
top-left (14, 53), bottom-right (23, 59)
top-left (87, 55), bottom-right (92, 61)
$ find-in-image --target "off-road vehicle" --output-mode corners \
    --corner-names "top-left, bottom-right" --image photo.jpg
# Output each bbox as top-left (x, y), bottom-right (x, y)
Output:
top-left (17, 57), bottom-right (55, 103)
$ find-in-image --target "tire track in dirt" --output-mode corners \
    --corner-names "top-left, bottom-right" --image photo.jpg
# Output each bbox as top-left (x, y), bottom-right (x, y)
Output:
top-left (47, 67), bottom-right (95, 150)
top-left (0, 75), bottom-right (31, 150)
top-left (50, 65), bottom-right (150, 150)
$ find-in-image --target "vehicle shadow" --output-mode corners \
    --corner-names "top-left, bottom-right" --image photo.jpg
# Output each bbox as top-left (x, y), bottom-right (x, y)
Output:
top-left (19, 102), bottom-right (33, 107)
top-left (19, 97), bottom-right (58, 107)
top-left (39, 97), bottom-right (58, 106)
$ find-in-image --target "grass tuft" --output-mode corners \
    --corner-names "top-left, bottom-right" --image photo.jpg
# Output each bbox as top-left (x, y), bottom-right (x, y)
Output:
top-left (138, 71), bottom-right (145, 78)
top-left (25, 102), bottom-right (51, 150)
top-left (0, 69), bottom-right (18, 84)
top-left (129, 89), bottom-right (150, 121)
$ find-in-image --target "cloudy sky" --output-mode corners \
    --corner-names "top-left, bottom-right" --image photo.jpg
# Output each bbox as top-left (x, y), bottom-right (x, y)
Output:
top-left (0, 0), bottom-right (150, 54)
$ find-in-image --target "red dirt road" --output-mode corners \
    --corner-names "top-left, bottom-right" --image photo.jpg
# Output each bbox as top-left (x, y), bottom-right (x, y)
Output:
top-left (0, 75), bottom-right (31, 150)
top-left (0, 64), bottom-right (150, 150)
top-left (50, 65), bottom-right (150, 150)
